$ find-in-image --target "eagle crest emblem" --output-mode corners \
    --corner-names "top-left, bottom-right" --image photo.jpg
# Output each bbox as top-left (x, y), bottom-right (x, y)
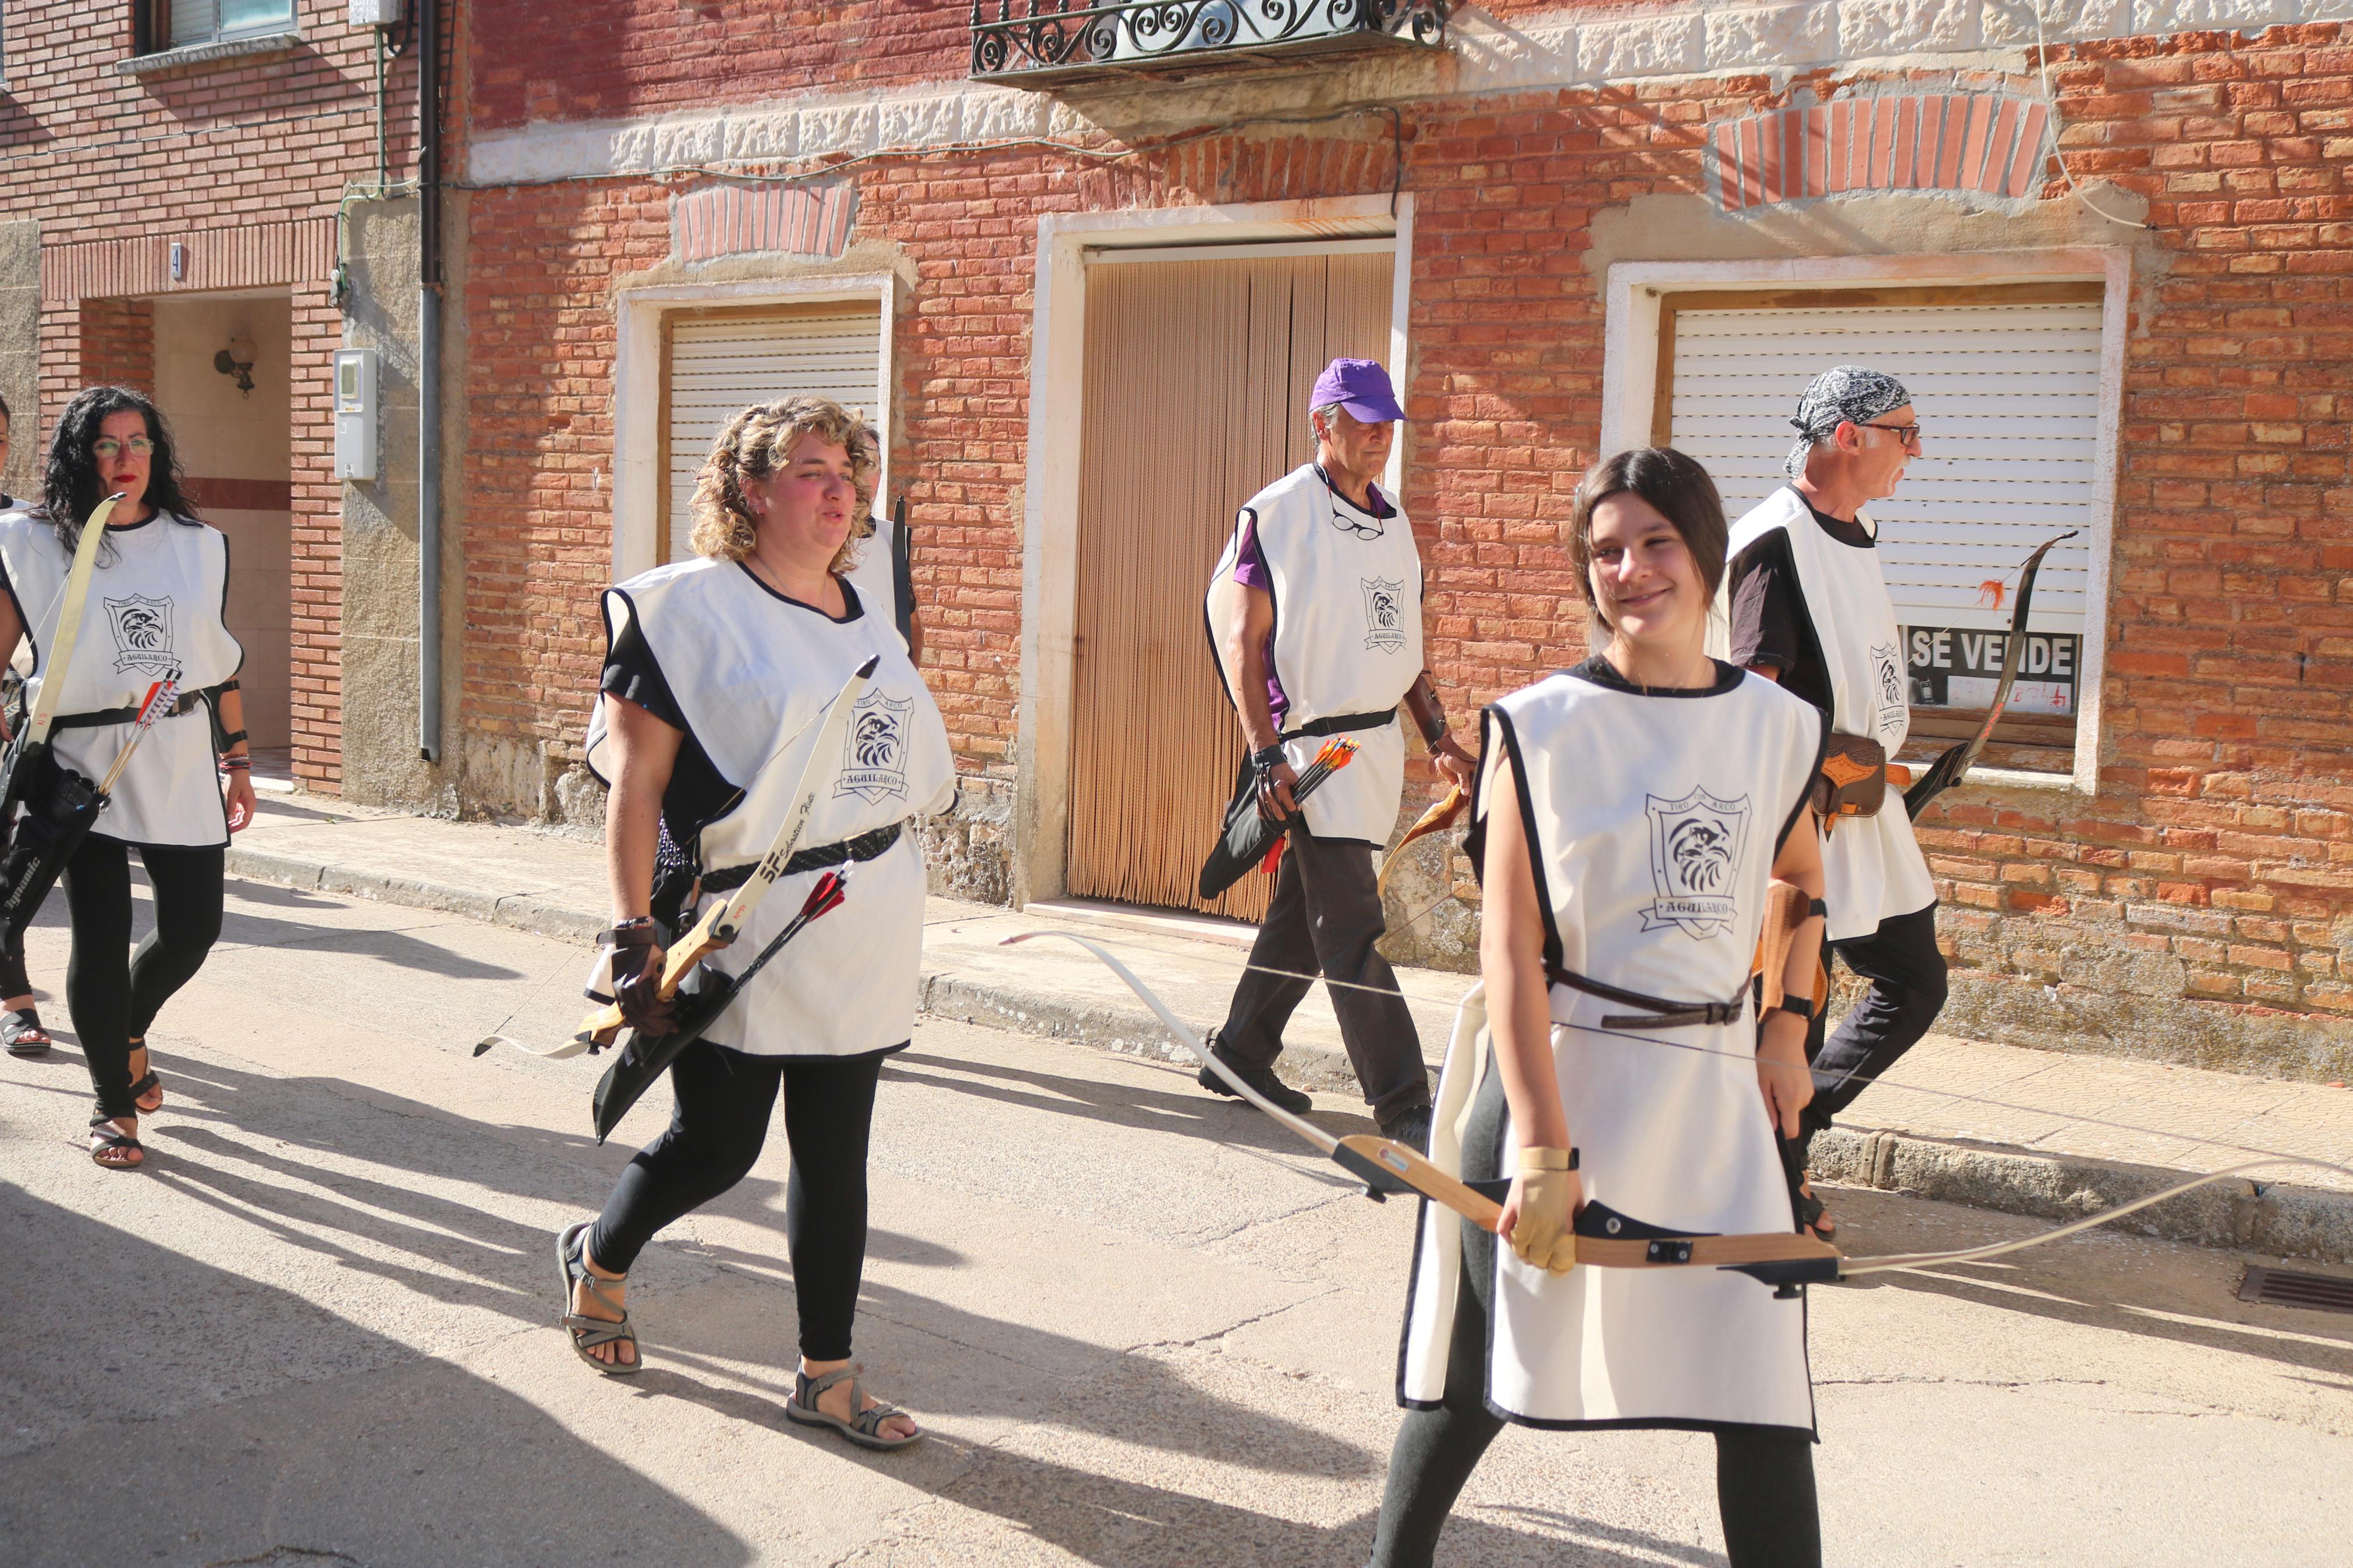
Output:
top-left (104, 594), bottom-right (179, 678)
top-left (835, 689), bottom-right (913, 804)
top-left (1641, 788), bottom-right (1752, 938)
top-left (1360, 577), bottom-right (1407, 653)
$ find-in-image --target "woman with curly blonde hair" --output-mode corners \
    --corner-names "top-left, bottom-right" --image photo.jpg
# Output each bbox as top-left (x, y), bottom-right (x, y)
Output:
top-left (560, 395), bottom-right (952, 1450)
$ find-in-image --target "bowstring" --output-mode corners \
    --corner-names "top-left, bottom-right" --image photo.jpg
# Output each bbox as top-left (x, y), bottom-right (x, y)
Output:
top-left (1104, 931), bottom-right (2353, 1185)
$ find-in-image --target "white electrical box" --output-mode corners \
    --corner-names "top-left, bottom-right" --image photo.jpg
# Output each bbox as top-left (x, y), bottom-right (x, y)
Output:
top-left (334, 350), bottom-right (379, 482)
top-left (351, 0), bottom-right (405, 24)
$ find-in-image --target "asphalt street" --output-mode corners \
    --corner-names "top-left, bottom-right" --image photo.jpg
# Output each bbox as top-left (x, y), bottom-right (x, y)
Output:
top-left (3, 870), bottom-right (2350, 1567)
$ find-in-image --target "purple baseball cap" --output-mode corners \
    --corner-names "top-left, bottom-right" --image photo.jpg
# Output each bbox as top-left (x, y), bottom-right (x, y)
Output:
top-left (1309, 357), bottom-right (1404, 424)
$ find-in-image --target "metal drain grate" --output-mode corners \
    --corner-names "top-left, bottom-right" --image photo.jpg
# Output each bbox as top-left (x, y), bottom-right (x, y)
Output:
top-left (2239, 1265), bottom-right (2353, 1315)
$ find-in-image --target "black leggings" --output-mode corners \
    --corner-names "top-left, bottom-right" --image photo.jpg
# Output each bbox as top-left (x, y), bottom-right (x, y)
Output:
top-left (1372, 1054), bottom-right (1821, 1568)
top-left (63, 835), bottom-right (225, 1119)
top-left (1797, 902), bottom-right (1950, 1155)
top-left (588, 1039), bottom-right (888, 1361)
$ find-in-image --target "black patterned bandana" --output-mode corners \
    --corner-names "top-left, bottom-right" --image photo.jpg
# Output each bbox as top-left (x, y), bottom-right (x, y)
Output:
top-left (1786, 365), bottom-right (1910, 478)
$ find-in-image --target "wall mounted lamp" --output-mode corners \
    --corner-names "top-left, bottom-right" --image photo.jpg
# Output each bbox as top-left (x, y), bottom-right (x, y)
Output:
top-left (214, 332), bottom-right (258, 397)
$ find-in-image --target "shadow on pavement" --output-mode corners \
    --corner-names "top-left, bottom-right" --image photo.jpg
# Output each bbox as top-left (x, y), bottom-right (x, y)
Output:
top-left (77, 1048), bottom-right (1382, 1478)
top-left (0, 1188), bottom-right (750, 1567)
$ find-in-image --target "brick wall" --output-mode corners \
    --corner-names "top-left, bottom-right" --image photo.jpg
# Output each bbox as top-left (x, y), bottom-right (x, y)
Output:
top-left (458, 19), bottom-right (2353, 1074)
top-left (74, 300), bottom-right (155, 395)
top-left (0, 1), bottom-right (439, 792)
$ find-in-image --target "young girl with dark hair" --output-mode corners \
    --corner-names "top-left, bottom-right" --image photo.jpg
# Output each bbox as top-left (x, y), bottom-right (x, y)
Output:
top-left (1371, 447), bottom-right (1832, 1567)
top-left (0, 386), bottom-right (255, 1165)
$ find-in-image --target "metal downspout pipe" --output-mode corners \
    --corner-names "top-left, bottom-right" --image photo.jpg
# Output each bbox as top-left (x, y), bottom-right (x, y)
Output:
top-left (417, 0), bottom-right (443, 762)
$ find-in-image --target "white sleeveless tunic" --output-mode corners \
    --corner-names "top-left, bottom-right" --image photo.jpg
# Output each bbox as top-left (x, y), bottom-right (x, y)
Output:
top-left (843, 514), bottom-right (908, 653)
top-left (0, 511), bottom-right (244, 847)
top-left (1399, 662), bottom-right (1825, 1433)
top-left (584, 558), bottom-right (954, 1057)
top-left (1724, 486), bottom-right (1936, 940)
top-left (1205, 464), bottom-right (1423, 844)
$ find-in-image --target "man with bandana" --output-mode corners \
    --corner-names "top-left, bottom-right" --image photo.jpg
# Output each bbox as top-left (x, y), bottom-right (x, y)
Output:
top-left (1724, 365), bottom-right (1948, 1243)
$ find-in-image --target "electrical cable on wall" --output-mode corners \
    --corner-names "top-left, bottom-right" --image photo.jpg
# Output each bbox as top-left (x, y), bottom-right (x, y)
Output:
top-left (2033, 1), bottom-right (2150, 229)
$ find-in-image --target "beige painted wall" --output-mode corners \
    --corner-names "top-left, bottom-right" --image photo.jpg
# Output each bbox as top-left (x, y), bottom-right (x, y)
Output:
top-left (152, 294), bottom-right (293, 749)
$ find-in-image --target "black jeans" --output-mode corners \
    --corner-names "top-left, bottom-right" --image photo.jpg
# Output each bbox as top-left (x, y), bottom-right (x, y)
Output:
top-left (63, 835), bottom-right (225, 1119)
top-left (1794, 902), bottom-right (1949, 1160)
top-left (588, 1040), bottom-right (888, 1362)
top-left (1371, 1049), bottom-right (1822, 1566)
top-left (1216, 827), bottom-right (1429, 1121)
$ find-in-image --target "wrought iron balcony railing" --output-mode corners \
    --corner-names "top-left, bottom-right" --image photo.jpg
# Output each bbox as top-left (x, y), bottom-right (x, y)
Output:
top-left (970, 0), bottom-right (1447, 86)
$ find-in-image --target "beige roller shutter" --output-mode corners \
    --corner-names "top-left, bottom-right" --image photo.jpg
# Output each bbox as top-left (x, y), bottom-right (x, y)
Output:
top-left (1665, 289), bottom-right (2103, 638)
top-left (662, 305), bottom-right (883, 564)
top-left (1067, 247), bottom-right (1396, 920)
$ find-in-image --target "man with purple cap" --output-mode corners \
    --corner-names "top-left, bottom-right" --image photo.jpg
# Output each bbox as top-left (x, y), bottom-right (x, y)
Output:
top-left (1199, 357), bottom-right (1476, 1150)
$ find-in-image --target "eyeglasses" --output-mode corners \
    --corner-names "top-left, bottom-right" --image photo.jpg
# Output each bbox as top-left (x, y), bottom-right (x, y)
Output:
top-left (91, 437), bottom-right (154, 460)
top-left (1859, 421), bottom-right (1923, 451)
top-left (1328, 499), bottom-right (1386, 539)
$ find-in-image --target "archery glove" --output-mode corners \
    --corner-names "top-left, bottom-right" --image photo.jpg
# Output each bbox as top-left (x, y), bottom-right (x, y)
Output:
top-left (598, 922), bottom-right (679, 1036)
top-left (1509, 1146), bottom-right (1580, 1276)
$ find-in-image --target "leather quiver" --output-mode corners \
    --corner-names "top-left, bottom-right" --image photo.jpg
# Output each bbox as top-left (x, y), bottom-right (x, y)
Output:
top-left (1810, 731), bottom-right (1889, 819)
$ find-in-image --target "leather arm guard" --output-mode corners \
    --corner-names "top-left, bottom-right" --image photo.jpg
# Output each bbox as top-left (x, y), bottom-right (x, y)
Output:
top-left (1755, 880), bottom-right (1829, 1025)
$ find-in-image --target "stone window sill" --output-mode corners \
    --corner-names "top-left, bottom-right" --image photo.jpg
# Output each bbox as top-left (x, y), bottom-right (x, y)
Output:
top-left (1963, 765), bottom-right (2079, 792)
top-left (116, 29), bottom-right (303, 77)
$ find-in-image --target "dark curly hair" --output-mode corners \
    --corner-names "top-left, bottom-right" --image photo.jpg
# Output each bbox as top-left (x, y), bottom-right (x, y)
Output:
top-left (42, 386), bottom-right (198, 557)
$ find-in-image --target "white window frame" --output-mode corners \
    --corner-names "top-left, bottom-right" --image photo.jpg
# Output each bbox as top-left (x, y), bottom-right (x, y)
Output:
top-left (1599, 248), bottom-right (2131, 796)
top-left (1016, 193), bottom-right (1412, 908)
top-left (611, 272), bottom-right (896, 584)
top-left (165, 0), bottom-right (298, 49)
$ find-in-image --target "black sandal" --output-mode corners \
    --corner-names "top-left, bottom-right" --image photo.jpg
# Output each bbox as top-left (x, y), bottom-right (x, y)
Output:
top-left (3, 1009), bottom-right (50, 1058)
top-left (88, 1115), bottom-right (144, 1170)
top-left (1794, 1179), bottom-right (1836, 1242)
top-left (127, 1040), bottom-right (162, 1112)
top-left (786, 1363), bottom-right (921, 1451)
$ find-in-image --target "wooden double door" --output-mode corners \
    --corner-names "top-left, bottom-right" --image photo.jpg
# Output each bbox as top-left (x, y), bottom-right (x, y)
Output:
top-left (1065, 246), bottom-right (1396, 921)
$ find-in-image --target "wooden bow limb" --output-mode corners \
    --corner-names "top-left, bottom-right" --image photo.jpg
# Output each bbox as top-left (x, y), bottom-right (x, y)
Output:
top-left (1903, 529), bottom-right (2081, 820)
top-left (1009, 929), bottom-right (1846, 1287)
top-left (1376, 784), bottom-right (1467, 899)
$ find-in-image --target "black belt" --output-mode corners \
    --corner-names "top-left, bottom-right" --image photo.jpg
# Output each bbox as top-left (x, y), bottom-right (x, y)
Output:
top-left (52, 691), bottom-right (211, 729)
top-left (1281, 707), bottom-right (1396, 742)
top-left (1545, 961), bottom-right (1746, 1031)
top-left (700, 820), bottom-right (903, 894)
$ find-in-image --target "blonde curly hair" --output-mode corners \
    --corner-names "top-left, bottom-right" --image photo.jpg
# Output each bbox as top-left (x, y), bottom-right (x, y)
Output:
top-left (688, 396), bottom-right (878, 571)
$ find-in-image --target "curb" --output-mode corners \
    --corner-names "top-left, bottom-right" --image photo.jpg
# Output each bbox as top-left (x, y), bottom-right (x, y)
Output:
top-left (225, 847), bottom-right (2353, 1266)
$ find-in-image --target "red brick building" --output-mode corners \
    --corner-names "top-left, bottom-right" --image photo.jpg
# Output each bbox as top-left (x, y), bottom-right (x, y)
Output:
top-left (0, 2), bottom-right (448, 797)
top-left (8, 3), bottom-right (2349, 1079)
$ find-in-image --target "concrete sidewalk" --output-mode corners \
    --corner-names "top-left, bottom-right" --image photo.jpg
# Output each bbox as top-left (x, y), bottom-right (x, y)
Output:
top-left (225, 795), bottom-right (2353, 1261)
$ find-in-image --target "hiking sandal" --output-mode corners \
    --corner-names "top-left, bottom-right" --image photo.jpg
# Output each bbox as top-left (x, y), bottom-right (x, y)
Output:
top-left (556, 1220), bottom-right (641, 1376)
top-left (786, 1363), bottom-right (921, 1452)
top-left (88, 1115), bottom-right (144, 1170)
top-left (4, 1009), bottom-right (50, 1057)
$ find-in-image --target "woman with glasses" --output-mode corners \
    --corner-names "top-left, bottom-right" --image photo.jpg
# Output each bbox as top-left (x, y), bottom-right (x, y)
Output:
top-left (0, 386), bottom-right (255, 1168)
top-left (1724, 365), bottom-right (1947, 1244)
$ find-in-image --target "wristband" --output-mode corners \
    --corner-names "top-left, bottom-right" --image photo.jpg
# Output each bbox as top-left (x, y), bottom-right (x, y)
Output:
top-left (218, 729), bottom-right (249, 748)
top-left (602, 915), bottom-right (657, 944)
top-left (1766, 994), bottom-right (1816, 1024)
top-left (1250, 744), bottom-right (1287, 774)
top-left (1518, 1146), bottom-right (1580, 1173)
top-left (217, 756), bottom-right (251, 771)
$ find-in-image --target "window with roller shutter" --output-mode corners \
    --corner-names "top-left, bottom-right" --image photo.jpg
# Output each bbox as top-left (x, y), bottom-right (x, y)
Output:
top-left (659, 304), bottom-right (886, 566)
top-left (1658, 283), bottom-right (2107, 766)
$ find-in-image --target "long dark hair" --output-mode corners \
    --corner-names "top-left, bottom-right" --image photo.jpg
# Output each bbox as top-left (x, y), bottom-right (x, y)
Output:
top-left (42, 386), bottom-right (198, 556)
top-left (1570, 447), bottom-right (1729, 633)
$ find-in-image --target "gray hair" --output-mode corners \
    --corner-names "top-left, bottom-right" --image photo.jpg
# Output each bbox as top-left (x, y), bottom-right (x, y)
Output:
top-left (1786, 365), bottom-right (1910, 479)
top-left (1309, 401), bottom-right (1345, 445)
